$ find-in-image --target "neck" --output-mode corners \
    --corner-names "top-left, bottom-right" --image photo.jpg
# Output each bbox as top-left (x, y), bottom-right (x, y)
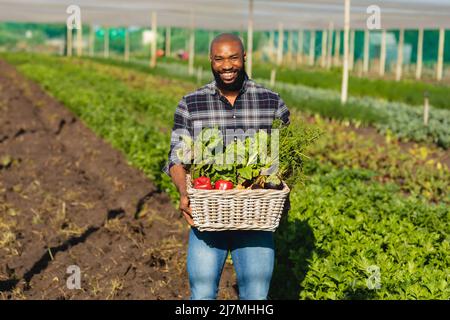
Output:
top-left (218, 87), bottom-right (239, 96)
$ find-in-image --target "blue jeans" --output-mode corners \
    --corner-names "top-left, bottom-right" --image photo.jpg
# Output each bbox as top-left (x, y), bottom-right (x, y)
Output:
top-left (187, 227), bottom-right (275, 300)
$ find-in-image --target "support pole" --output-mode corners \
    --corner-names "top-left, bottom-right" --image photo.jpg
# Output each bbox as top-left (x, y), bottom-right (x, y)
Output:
top-left (341, 0), bottom-right (350, 104)
top-left (89, 24), bottom-right (94, 57)
top-left (309, 30), bottom-right (315, 66)
top-left (247, 0), bottom-right (254, 78)
top-left (66, 26), bottom-right (72, 57)
top-left (297, 30), bottom-right (303, 65)
top-left (349, 29), bottom-right (355, 71)
top-left (327, 22), bottom-right (333, 69)
top-left (363, 29), bottom-right (370, 73)
top-left (188, 12), bottom-right (195, 75)
top-left (416, 28), bottom-right (423, 80)
top-left (436, 27), bottom-right (445, 81)
top-left (321, 30), bottom-right (327, 68)
top-left (334, 29), bottom-right (340, 66)
top-left (124, 28), bottom-right (130, 62)
top-left (287, 30), bottom-right (293, 65)
top-left (104, 27), bottom-right (109, 58)
top-left (395, 29), bottom-right (404, 81)
top-left (379, 29), bottom-right (386, 76)
top-left (76, 24), bottom-right (82, 57)
top-left (150, 11), bottom-right (157, 68)
top-left (276, 23), bottom-right (284, 66)
top-left (269, 30), bottom-right (275, 63)
top-left (165, 26), bottom-right (171, 57)
top-left (208, 31), bottom-right (214, 53)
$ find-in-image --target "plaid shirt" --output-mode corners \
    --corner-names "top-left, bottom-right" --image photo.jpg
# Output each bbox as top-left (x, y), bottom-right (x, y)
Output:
top-left (163, 74), bottom-right (290, 176)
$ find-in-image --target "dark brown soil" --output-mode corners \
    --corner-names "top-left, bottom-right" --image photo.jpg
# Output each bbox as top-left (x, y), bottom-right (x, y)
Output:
top-left (0, 60), bottom-right (238, 300)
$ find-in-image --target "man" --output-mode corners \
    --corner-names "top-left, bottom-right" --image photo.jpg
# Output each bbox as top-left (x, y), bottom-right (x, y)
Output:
top-left (164, 33), bottom-right (290, 300)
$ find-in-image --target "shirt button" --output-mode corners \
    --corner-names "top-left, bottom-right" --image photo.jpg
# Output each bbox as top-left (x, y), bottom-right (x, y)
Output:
top-left (232, 115), bottom-right (236, 119)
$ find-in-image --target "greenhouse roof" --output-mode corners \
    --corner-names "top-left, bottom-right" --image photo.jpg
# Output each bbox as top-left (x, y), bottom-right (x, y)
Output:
top-left (1, 0), bottom-right (450, 30)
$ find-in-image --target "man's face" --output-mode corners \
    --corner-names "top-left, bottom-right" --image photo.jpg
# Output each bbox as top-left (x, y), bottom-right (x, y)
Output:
top-left (210, 40), bottom-right (246, 92)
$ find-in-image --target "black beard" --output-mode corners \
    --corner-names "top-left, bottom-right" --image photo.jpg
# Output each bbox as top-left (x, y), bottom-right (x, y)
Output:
top-left (211, 65), bottom-right (246, 92)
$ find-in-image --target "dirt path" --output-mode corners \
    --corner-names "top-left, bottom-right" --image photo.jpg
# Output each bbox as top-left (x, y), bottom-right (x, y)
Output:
top-left (0, 60), bottom-right (238, 300)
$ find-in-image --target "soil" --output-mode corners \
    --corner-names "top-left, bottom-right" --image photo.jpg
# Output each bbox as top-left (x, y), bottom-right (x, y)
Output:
top-left (0, 60), bottom-right (238, 300)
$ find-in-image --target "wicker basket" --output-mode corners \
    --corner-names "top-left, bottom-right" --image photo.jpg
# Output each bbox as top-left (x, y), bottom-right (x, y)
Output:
top-left (186, 175), bottom-right (290, 232)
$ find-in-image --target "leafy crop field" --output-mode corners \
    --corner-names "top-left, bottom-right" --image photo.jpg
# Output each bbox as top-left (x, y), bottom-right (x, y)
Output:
top-left (92, 57), bottom-right (450, 149)
top-left (165, 55), bottom-right (450, 110)
top-left (1, 53), bottom-right (449, 299)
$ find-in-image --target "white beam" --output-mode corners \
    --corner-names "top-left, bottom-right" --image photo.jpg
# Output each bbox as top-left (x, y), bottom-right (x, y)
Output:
top-left (379, 29), bottom-right (386, 76)
top-left (349, 29), bottom-right (355, 71)
top-left (276, 23), bottom-right (284, 66)
top-left (287, 30), bottom-right (293, 65)
top-left (334, 29), bottom-right (340, 66)
top-left (309, 30), bottom-right (316, 66)
top-left (247, 0), bottom-right (254, 78)
top-left (188, 12), bottom-right (195, 75)
top-left (124, 28), bottom-right (130, 62)
top-left (76, 24), bottom-right (82, 57)
top-left (321, 30), bottom-right (327, 68)
top-left (436, 27), bottom-right (445, 81)
top-left (416, 28), bottom-right (423, 80)
top-left (104, 27), bottom-right (109, 58)
top-left (327, 22), bottom-right (333, 69)
top-left (89, 24), bottom-right (94, 57)
top-left (363, 29), bottom-right (370, 73)
top-left (165, 26), bottom-right (171, 57)
top-left (269, 30), bottom-right (275, 63)
top-left (341, 0), bottom-right (350, 104)
top-left (150, 11), bottom-right (157, 68)
top-left (395, 29), bottom-right (404, 81)
top-left (66, 26), bottom-right (72, 57)
top-left (297, 30), bottom-right (303, 65)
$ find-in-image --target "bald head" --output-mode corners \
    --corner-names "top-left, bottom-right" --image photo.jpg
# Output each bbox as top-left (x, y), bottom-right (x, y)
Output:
top-left (209, 33), bottom-right (245, 56)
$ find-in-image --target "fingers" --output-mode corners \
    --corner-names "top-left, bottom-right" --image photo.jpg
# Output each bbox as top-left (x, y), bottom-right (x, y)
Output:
top-left (181, 210), bottom-right (195, 226)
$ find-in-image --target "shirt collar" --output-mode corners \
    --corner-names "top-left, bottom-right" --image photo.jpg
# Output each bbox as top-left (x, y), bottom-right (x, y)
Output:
top-left (209, 72), bottom-right (250, 96)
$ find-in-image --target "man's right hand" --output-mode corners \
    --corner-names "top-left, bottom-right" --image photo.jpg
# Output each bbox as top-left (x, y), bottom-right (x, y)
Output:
top-left (179, 195), bottom-right (195, 226)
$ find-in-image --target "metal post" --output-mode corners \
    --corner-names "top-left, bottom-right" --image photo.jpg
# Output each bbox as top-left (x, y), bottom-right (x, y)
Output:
top-left (276, 23), bottom-right (284, 66)
top-left (436, 27), bottom-right (445, 81)
top-left (321, 30), bottom-right (327, 68)
top-left (416, 28), bottom-right (423, 80)
top-left (309, 30), bottom-right (316, 66)
top-left (334, 29), bottom-right (341, 66)
top-left (247, 0), bottom-right (254, 78)
top-left (124, 28), bottom-right (130, 62)
top-left (395, 29), bottom-right (404, 81)
top-left (341, 0), bottom-right (350, 104)
top-left (327, 22), bottom-right (333, 69)
top-left (188, 12), bottom-right (195, 75)
top-left (165, 26), bottom-right (171, 57)
top-left (66, 26), bottom-right (72, 57)
top-left (89, 24), bottom-right (94, 57)
top-left (287, 30), bottom-right (293, 65)
top-left (76, 24), bottom-right (82, 57)
top-left (104, 27), bottom-right (109, 58)
top-left (379, 29), bottom-right (386, 76)
top-left (297, 30), bottom-right (303, 65)
top-left (150, 11), bottom-right (157, 68)
top-left (363, 29), bottom-right (370, 73)
top-left (349, 29), bottom-right (355, 71)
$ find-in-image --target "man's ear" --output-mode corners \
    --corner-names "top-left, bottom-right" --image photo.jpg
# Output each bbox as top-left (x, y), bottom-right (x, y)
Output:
top-left (243, 51), bottom-right (247, 62)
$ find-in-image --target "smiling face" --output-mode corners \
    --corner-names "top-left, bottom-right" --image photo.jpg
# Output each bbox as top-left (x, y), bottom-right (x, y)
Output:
top-left (210, 35), bottom-right (247, 92)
